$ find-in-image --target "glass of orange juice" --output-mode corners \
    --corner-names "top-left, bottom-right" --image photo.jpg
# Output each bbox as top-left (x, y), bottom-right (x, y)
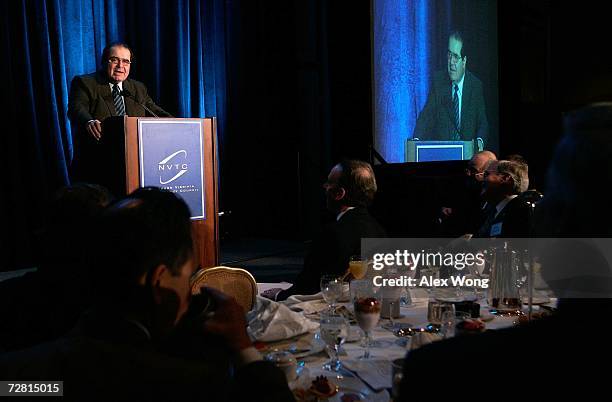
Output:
top-left (349, 255), bottom-right (367, 280)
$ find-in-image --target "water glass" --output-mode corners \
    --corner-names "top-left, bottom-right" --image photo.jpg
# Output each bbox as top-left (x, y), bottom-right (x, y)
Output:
top-left (264, 351), bottom-right (298, 382)
top-left (320, 311), bottom-right (349, 371)
top-left (427, 300), bottom-right (455, 327)
top-left (391, 358), bottom-right (404, 399)
top-left (320, 274), bottom-right (343, 311)
top-left (439, 306), bottom-right (456, 339)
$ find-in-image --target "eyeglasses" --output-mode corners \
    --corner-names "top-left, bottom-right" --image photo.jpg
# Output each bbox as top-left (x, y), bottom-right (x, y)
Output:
top-left (108, 57), bottom-right (131, 65)
top-left (465, 167), bottom-right (484, 177)
top-left (483, 170), bottom-right (507, 178)
top-left (447, 50), bottom-right (463, 63)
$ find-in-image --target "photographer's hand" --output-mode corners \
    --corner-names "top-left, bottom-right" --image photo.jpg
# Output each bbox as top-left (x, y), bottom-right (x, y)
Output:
top-left (200, 287), bottom-right (253, 353)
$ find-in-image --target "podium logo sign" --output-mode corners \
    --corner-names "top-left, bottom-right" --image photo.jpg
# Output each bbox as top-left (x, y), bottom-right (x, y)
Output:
top-left (158, 150), bottom-right (189, 184)
top-left (138, 120), bottom-right (205, 219)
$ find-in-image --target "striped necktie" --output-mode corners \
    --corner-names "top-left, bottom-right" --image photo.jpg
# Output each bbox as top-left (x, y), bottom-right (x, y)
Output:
top-left (112, 84), bottom-right (125, 116)
top-left (452, 84), bottom-right (460, 140)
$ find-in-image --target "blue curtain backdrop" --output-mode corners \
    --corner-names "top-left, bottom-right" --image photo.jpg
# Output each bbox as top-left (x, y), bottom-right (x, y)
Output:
top-left (373, 0), bottom-right (451, 163)
top-left (1, 0), bottom-right (227, 269)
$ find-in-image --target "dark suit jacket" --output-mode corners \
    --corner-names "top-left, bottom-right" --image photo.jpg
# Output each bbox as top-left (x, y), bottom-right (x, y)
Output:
top-left (475, 196), bottom-right (532, 238)
top-left (413, 70), bottom-right (488, 144)
top-left (68, 71), bottom-right (171, 192)
top-left (277, 207), bottom-right (386, 300)
top-left (0, 309), bottom-right (294, 402)
top-left (68, 71), bottom-right (171, 127)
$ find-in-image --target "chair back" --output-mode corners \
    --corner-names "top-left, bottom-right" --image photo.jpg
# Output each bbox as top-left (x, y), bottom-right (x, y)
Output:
top-left (190, 266), bottom-right (257, 312)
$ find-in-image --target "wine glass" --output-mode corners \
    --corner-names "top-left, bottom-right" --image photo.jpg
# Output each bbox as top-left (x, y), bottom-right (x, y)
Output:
top-left (320, 274), bottom-right (343, 311)
top-left (353, 288), bottom-right (381, 359)
top-left (320, 311), bottom-right (349, 371)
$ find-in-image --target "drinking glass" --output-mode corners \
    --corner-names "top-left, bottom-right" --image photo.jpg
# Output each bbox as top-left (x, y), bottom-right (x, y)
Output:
top-left (320, 275), bottom-right (343, 311)
top-left (398, 262), bottom-right (416, 306)
top-left (320, 311), bottom-right (349, 371)
top-left (427, 300), bottom-right (455, 328)
top-left (353, 287), bottom-right (381, 359)
top-left (348, 255), bottom-right (367, 280)
top-left (439, 306), bottom-right (456, 339)
top-left (391, 358), bottom-right (404, 399)
top-left (381, 285), bottom-right (402, 331)
top-left (350, 279), bottom-right (371, 303)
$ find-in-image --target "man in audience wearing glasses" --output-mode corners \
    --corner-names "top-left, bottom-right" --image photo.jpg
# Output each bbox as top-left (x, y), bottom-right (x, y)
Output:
top-left (0, 188), bottom-right (293, 402)
top-left (438, 150), bottom-right (497, 236)
top-left (474, 159), bottom-right (532, 237)
top-left (68, 42), bottom-right (171, 187)
top-left (263, 160), bottom-right (386, 301)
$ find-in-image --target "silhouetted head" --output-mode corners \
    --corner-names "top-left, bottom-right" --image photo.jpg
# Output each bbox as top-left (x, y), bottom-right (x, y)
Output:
top-left (323, 160), bottom-right (377, 214)
top-left (95, 187), bottom-right (196, 336)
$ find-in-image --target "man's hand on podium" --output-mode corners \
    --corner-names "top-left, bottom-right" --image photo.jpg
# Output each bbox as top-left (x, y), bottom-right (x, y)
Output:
top-left (86, 119), bottom-right (102, 141)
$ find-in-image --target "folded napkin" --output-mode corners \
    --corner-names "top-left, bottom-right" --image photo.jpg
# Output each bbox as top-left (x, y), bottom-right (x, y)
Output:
top-left (280, 293), bottom-right (330, 315)
top-left (247, 296), bottom-right (319, 342)
top-left (283, 292), bottom-right (325, 304)
top-left (343, 359), bottom-right (392, 391)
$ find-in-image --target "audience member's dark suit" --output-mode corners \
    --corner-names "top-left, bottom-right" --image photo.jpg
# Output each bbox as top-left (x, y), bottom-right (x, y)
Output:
top-left (0, 308), bottom-right (294, 402)
top-left (0, 270), bottom-right (91, 352)
top-left (276, 207), bottom-right (386, 300)
top-left (413, 70), bottom-right (488, 143)
top-left (397, 300), bottom-right (612, 398)
top-left (68, 71), bottom-right (171, 191)
top-left (475, 196), bottom-right (532, 238)
top-left (437, 177), bottom-right (488, 236)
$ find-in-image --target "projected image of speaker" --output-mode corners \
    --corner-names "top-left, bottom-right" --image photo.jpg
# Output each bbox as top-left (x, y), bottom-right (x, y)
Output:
top-left (372, 0), bottom-right (498, 163)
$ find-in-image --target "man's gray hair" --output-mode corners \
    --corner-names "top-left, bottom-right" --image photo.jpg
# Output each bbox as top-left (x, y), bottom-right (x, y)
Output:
top-left (497, 160), bottom-right (529, 194)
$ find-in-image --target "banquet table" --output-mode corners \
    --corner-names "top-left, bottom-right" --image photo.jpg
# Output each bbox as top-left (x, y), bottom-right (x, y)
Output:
top-left (254, 283), bottom-right (543, 401)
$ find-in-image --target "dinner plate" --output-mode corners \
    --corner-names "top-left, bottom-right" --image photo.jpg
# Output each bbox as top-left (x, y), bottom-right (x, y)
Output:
top-left (291, 332), bottom-right (327, 358)
top-left (265, 332), bottom-right (327, 359)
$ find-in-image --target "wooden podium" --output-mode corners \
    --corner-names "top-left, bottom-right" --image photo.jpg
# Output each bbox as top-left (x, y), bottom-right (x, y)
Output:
top-left (122, 117), bottom-right (219, 269)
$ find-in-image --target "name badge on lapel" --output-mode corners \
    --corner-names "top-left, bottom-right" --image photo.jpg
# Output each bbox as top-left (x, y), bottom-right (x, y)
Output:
top-left (490, 222), bottom-right (503, 237)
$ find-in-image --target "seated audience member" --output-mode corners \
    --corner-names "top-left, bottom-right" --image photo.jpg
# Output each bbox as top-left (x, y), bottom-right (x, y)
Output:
top-left (397, 103), bottom-right (612, 399)
top-left (263, 160), bottom-right (386, 301)
top-left (0, 188), bottom-right (293, 402)
top-left (505, 153), bottom-right (530, 189)
top-left (474, 159), bottom-right (532, 237)
top-left (0, 183), bottom-right (113, 351)
top-left (438, 150), bottom-right (497, 235)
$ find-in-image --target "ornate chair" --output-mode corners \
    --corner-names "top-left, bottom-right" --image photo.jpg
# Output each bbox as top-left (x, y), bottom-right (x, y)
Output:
top-left (190, 266), bottom-right (258, 312)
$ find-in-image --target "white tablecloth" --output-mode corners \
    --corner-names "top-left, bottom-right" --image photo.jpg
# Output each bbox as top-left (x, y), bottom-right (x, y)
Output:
top-left (256, 284), bottom-right (532, 400)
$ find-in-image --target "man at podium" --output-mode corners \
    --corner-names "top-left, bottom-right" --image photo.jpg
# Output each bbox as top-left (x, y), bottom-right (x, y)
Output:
top-left (68, 42), bottom-right (171, 185)
top-left (412, 31), bottom-right (488, 146)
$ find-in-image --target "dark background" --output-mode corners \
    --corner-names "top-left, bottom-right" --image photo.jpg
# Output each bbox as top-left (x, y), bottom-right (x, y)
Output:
top-left (3, 0), bottom-right (612, 271)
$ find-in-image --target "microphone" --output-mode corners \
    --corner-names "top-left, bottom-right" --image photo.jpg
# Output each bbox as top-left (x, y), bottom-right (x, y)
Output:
top-left (121, 89), bottom-right (160, 117)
